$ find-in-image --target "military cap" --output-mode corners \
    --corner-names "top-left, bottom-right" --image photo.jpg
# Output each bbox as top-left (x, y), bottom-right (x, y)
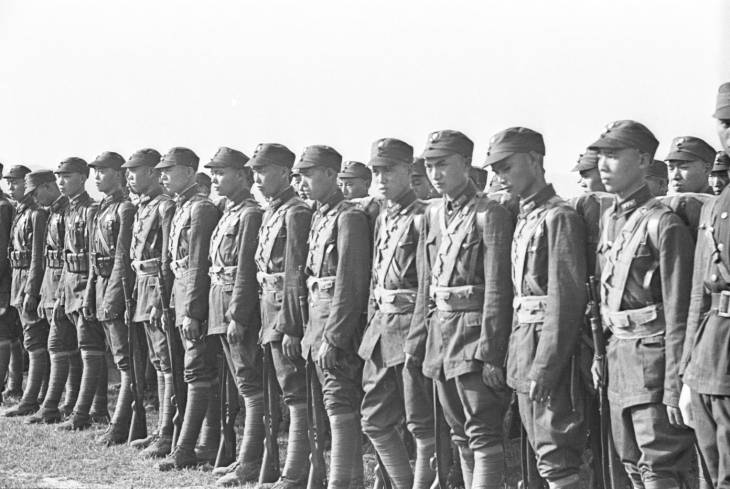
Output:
top-left (2, 164), bottom-right (32, 180)
top-left (469, 166), bottom-right (488, 189)
top-left (421, 130), bottom-right (473, 159)
top-left (369, 138), bottom-right (414, 167)
top-left (25, 169), bottom-right (55, 193)
top-left (484, 127), bottom-right (545, 166)
top-left (714, 82), bottom-right (730, 119)
top-left (204, 147), bottom-right (250, 170)
top-left (712, 151), bottom-right (730, 172)
top-left (155, 147), bottom-right (200, 170)
top-left (588, 120), bottom-right (659, 157)
top-left (247, 143), bottom-right (296, 169)
top-left (338, 161), bottom-right (371, 180)
top-left (411, 157), bottom-right (427, 176)
top-left (647, 160), bottom-right (668, 180)
top-left (664, 136), bottom-right (715, 165)
top-left (121, 148), bottom-right (162, 169)
top-left (293, 145), bottom-right (342, 171)
top-left (196, 172), bottom-right (211, 186)
top-left (89, 151), bottom-right (125, 170)
top-left (55, 157), bottom-right (89, 175)
top-left (571, 149), bottom-right (600, 172)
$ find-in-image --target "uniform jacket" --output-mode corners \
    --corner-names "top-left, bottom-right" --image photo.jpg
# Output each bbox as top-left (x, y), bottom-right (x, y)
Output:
top-left (681, 186), bottom-right (730, 395)
top-left (84, 189), bottom-right (135, 321)
top-left (168, 184), bottom-right (220, 324)
top-left (409, 182), bottom-right (514, 381)
top-left (659, 192), bottom-right (715, 242)
top-left (359, 189), bottom-right (425, 367)
top-left (40, 195), bottom-right (69, 309)
top-left (0, 193), bottom-right (14, 309)
top-left (130, 189), bottom-right (174, 322)
top-left (9, 194), bottom-right (48, 308)
top-left (255, 186), bottom-right (312, 344)
top-left (597, 185), bottom-right (692, 408)
top-left (208, 189), bottom-right (262, 335)
top-left (57, 191), bottom-right (98, 314)
top-left (303, 189), bottom-right (370, 359)
top-left (506, 184), bottom-right (587, 394)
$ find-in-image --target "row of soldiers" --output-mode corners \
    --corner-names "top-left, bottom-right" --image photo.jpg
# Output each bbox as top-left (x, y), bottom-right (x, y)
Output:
top-left (1, 81), bottom-right (730, 489)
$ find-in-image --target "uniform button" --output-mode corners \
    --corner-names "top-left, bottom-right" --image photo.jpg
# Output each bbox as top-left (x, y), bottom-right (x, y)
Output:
top-left (720, 243), bottom-right (725, 251)
top-left (711, 274), bottom-right (719, 282)
top-left (722, 212), bottom-right (728, 219)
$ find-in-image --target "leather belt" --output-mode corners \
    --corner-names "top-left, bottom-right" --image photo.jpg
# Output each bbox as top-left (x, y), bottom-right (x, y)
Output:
top-left (429, 285), bottom-right (484, 312)
top-left (513, 295), bottom-right (548, 324)
top-left (131, 258), bottom-right (161, 277)
top-left (710, 291), bottom-right (730, 318)
top-left (602, 304), bottom-right (665, 340)
top-left (209, 265), bottom-right (237, 286)
top-left (373, 287), bottom-right (416, 314)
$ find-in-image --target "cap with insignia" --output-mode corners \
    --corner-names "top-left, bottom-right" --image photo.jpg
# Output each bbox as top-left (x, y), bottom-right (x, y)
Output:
top-left (2, 165), bottom-right (32, 180)
top-left (204, 147), bottom-right (250, 169)
top-left (714, 82), bottom-right (730, 119)
top-left (55, 157), bottom-right (89, 175)
top-left (664, 136), bottom-right (715, 165)
top-left (247, 143), bottom-right (296, 169)
top-left (25, 170), bottom-right (55, 193)
top-left (121, 148), bottom-right (162, 169)
top-left (88, 151), bottom-right (125, 170)
top-left (483, 127), bottom-right (545, 166)
top-left (293, 145), bottom-right (342, 171)
top-left (647, 160), bottom-right (669, 180)
top-left (338, 161), bottom-right (371, 180)
top-left (155, 147), bottom-right (200, 170)
top-left (369, 138), bottom-right (414, 167)
top-left (421, 130), bottom-right (474, 159)
top-left (712, 151), bottom-right (730, 172)
top-left (588, 120), bottom-right (659, 157)
top-left (411, 157), bottom-right (427, 177)
top-left (571, 149), bottom-right (600, 172)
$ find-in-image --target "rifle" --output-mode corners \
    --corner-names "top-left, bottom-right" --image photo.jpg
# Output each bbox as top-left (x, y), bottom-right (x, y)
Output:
top-left (298, 265), bottom-right (327, 489)
top-left (156, 266), bottom-right (186, 447)
top-left (259, 343), bottom-right (281, 483)
top-left (122, 274), bottom-right (147, 443)
top-left (215, 338), bottom-right (237, 468)
top-left (431, 381), bottom-right (450, 489)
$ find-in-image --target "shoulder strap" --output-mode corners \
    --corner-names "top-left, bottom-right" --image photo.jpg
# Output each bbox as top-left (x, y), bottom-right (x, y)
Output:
top-left (512, 204), bottom-right (552, 297)
top-left (256, 197), bottom-right (297, 272)
top-left (432, 202), bottom-right (476, 286)
top-left (374, 209), bottom-right (416, 287)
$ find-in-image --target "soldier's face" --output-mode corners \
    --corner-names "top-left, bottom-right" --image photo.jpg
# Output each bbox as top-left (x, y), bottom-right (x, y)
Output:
top-left (710, 171), bottom-right (730, 196)
top-left (666, 159), bottom-right (709, 194)
top-left (299, 167), bottom-right (335, 202)
top-left (125, 166), bottom-right (156, 195)
top-left (373, 164), bottom-right (410, 201)
top-left (211, 167), bottom-right (247, 198)
top-left (597, 147), bottom-right (647, 195)
top-left (338, 177), bottom-right (369, 200)
top-left (410, 174), bottom-right (438, 200)
top-left (93, 167), bottom-right (121, 194)
top-left (253, 164), bottom-right (289, 199)
top-left (491, 153), bottom-right (538, 198)
top-left (425, 154), bottom-right (469, 198)
top-left (56, 172), bottom-right (86, 197)
top-left (578, 168), bottom-right (605, 192)
top-left (5, 177), bottom-right (25, 201)
top-left (160, 165), bottom-right (194, 195)
top-left (717, 119), bottom-right (730, 153)
top-left (645, 176), bottom-right (668, 197)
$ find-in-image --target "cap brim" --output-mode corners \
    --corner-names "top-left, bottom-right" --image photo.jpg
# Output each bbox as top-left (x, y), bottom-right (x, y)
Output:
top-left (664, 152), bottom-right (698, 162)
top-left (292, 160), bottom-right (318, 171)
top-left (714, 107), bottom-right (730, 119)
top-left (483, 150), bottom-right (517, 167)
top-left (571, 162), bottom-right (596, 172)
top-left (154, 161), bottom-right (177, 170)
top-left (588, 137), bottom-right (630, 151)
top-left (420, 148), bottom-right (458, 159)
top-left (368, 156), bottom-right (408, 168)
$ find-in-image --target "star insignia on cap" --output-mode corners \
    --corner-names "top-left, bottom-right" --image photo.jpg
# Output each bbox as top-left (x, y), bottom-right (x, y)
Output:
top-left (674, 137), bottom-right (685, 148)
top-left (256, 144), bottom-right (263, 152)
top-left (430, 132), bottom-right (440, 142)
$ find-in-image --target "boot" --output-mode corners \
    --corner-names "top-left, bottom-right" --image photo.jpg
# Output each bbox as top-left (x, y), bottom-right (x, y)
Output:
top-left (216, 392), bottom-right (265, 487)
top-left (327, 412), bottom-right (360, 489)
top-left (25, 351), bottom-right (70, 424)
top-left (99, 370), bottom-right (133, 446)
top-left (472, 446), bottom-right (505, 489)
top-left (59, 350), bottom-right (82, 417)
top-left (0, 339), bottom-right (11, 405)
top-left (369, 430), bottom-right (413, 489)
top-left (158, 381), bottom-right (211, 471)
top-left (458, 446), bottom-right (475, 489)
top-left (57, 350), bottom-right (104, 431)
top-left (141, 372), bottom-right (175, 458)
top-left (195, 380), bottom-right (221, 464)
top-left (3, 348), bottom-right (48, 417)
top-left (3, 338), bottom-right (24, 402)
top-left (89, 356), bottom-right (109, 424)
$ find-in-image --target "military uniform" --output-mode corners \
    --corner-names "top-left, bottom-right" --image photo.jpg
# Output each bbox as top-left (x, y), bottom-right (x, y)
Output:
top-left (646, 160), bottom-right (669, 198)
top-left (249, 143), bottom-right (313, 488)
top-left (590, 121), bottom-right (695, 489)
top-left (709, 151), bottom-right (730, 196)
top-left (296, 145), bottom-right (370, 489)
top-left (0, 180), bottom-right (19, 404)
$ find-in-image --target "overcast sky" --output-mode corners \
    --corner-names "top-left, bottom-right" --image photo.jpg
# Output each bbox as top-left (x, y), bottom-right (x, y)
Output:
top-left (1, 0), bottom-right (728, 198)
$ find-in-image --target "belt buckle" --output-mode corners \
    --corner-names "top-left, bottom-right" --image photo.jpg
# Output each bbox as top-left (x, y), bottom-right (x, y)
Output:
top-left (719, 290), bottom-right (730, 318)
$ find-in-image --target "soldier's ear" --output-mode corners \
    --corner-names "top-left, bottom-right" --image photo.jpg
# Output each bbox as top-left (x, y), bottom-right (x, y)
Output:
top-left (637, 151), bottom-right (651, 171)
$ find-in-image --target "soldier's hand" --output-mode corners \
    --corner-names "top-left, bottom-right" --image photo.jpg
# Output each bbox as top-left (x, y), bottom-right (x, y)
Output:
top-left (0, 306), bottom-right (7, 317)
top-left (481, 362), bottom-right (505, 389)
top-left (282, 334), bottom-right (302, 360)
top-left (227, 320), bottom-right (245, 344)
top-left (404, 353), bottom-right (422, 369)
top-left (23, 295), bottom-right (38, 319)
top-left (182, 316), bottom-right (203, 342)
top-left (666, 405), bottom-right (687, 429)
top-left (591, 357), bottom-right (604, 390)
top-left (678, 384), bottom-right (694, 429)
top-left (149, 306), bottom-right (162, 325)
top-left (317, 341), bottom-right (338, 370)
top-left (529, 379), bottom-right (550, 404)
top-left (83, 306), bottom-right (96, 321)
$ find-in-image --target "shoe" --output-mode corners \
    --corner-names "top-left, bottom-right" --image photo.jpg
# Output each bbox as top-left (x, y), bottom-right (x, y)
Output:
top-left (2, 388), bottom-right (23, 404)
top-left (212, 461), bottom-right (239, 477)
top-left (195, 445), bottom-right (218, 465)
top-left (56, 414), bottom-right (92, 431)
top-left (2, 402), bottom-right (39, 417)
top-left (130, 432), bottom-right (158, 450)
top-left (89, 410), bottom-right (110, 425)
top-left (141, 435), bottom-right (173, 459)
top-left (99, 423), bottom-right (129, 446)
top-left (25, 410), bottom-right (62, 425)
top-left (267, 477), bottom-right (307, 489)
top-left (216, 461), bottom-right (262, 486)
top-left (157, 446), bottom-right (198, 471)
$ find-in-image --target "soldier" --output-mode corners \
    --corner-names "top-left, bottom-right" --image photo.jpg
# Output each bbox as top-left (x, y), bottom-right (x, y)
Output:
top-left (196, 172), bottom-right (212, 198)
top-left (646, 160), bottom-right (669, 197)
top-left (200, 147), bottom-right (265, 485)
top-left (716, 82), bottom-right (730, 153)
top-left (412, 129), bottom-right (514, 489)
top-left (589, 120), bottom-right (694, 489)
top-left (295, 145), bottom-right (370, 489)
top-left (155, 147), bottom-right (221, 470)
top-left (709, 151), bottom-right (730, 196)
top-left (24, 170), bottom-right (81, 424)
top-left (122, 149), bottom-right (176, 457)
top-left (359, 138), bottom-right (427, 489)
top-left (469, 166), bottom-right (489, 192)
top-left (338, 160), bottom-right (371, 200)
top-left (488, 127), bottom-right (588, 489)
top-left (80, 152), bottom-right (136, 444)
top-left (678, 81), bottom-right (730, 487)
top-left (572, 149), bottom-right (606, 192)
top-left (244, 143), bottom-right (313, 489)
top-left (410, 157), bottom-right (439, 200)
top-left (0, 162), bottom-right (16, 405)
top-left (665, 136), bottom-right (715, 195)
top-left (1, 165), bottom-right (49, 417)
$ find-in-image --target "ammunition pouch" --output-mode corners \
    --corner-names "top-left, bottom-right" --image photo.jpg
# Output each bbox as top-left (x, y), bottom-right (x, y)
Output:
top-left (9, 250), bottom-right (31, 269)
top-left (373, 287), bottom-right (416, 314)
top-left (209, 265), bottom-right (237, 286)
top-left (711, 291), bottom-right (730, 318)
top-left (258, 272), bottom-right (284, 293)
top-left (131, 258), bottom-right (161, 277)
top-left (45, 249), bottom-right (64, 269)
top-left (65, 252), bottom-right (89, 274)
top-left (429, 285), bottom-right (484, 312)
top-left (513, 295), bottom-right (548, 324)
top-left (307, 275), bottom-right (336, 302)
top-left (602, 303), bottom-right (665, 340)
top-left (90, 252), bottom-right (113, 278)
top-left (169, 256), bottom-right (188, 279)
